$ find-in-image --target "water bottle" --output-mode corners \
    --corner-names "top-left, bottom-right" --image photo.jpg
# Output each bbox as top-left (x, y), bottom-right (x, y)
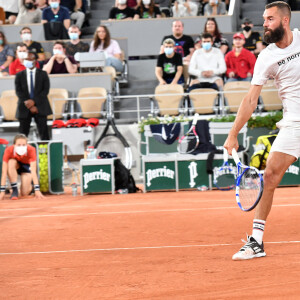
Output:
top-left (71, 183), bottom-right (77, 196)
top-left (86, 146), bottom-right (96, 159)
top-left (197, 185), bottom-right (208, 192)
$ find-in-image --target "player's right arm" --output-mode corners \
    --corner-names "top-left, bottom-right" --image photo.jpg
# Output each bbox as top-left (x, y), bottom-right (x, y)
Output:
top-left (0, 161), bottom-right (8, 200)
top-left (224, 84), bottom-right (263, 155)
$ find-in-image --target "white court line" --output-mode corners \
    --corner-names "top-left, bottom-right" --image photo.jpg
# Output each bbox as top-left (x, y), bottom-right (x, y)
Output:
top-left (1, 203), bottom-right (300, 219)
top-left (0, 240), bottom-right (299, 256)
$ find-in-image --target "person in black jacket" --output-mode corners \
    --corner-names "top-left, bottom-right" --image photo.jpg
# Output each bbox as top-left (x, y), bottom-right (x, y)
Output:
top-left (15, 51), bottom-right (52, 140)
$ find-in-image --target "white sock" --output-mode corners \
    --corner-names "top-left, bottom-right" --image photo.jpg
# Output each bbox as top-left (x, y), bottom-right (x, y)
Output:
top-left (252, 219), bottom-right (266, 245)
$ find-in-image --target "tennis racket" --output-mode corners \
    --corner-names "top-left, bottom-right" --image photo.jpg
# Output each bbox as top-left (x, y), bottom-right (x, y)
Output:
top-left (213, 148), bottom-right (236, 190)
top-left (177, 113), bottom-right (200, 154)
top-left (231, 148), bottom-right (264, 212)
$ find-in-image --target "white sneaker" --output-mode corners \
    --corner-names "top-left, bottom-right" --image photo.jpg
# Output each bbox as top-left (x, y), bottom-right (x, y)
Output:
top-left (232, 235), bottom-right (266, 260)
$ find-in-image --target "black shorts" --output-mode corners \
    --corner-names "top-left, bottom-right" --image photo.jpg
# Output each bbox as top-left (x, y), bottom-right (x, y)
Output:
top-left (17, 162), bottom-right (31, 175)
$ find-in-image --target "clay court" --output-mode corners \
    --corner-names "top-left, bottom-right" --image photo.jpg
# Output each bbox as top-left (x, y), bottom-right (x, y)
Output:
top-left (0, 186), bottom-right (300, 299)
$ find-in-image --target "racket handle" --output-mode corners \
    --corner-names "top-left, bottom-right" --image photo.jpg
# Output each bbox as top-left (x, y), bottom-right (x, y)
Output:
top-left (192, 113), bottom-right (199, 125)
top-left (231, 148), bottom-right (240, 165)
top-left (223, 147), bottom-right (229, 162)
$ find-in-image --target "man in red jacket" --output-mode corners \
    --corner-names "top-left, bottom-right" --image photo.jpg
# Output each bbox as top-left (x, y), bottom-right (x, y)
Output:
top-left (225, 32), bottom-right (256, 82)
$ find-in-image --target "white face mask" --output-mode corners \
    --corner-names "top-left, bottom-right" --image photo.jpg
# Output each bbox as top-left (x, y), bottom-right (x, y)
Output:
top-left (118, 0), bottom-right (127, 4)
top-left (53, 49), bottom-right (63, 55)
top-left (15, 145), bottom-right (27, 156)
top-left (22, 33), bottom-right (32, 41)
top-left (17, 52), bottom-right (28, 59)
top-left (143, 0), bottom-right (151, 5)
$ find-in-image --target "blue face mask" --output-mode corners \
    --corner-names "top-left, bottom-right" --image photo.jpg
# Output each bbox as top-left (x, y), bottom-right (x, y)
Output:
top-left (0, 39), bottom-right (3, 45)
top-left (69, 33), bottom-right (79, 40)
top-left (23, 60), bottom-right (34, 69)
top-left (50, 2), bottom-right (59, 9)
top-left (164, 47), bottom-right (174, 56)
top-left (202, 42), bottom-right (212, 51)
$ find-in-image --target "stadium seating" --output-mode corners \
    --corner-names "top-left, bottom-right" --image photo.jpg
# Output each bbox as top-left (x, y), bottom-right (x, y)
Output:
top-left (0, 90), bottom-right (18, 121)
top-left (48, 88), bottom-right (69, 120)
top-left (189, 88), bottom-right (219, 114)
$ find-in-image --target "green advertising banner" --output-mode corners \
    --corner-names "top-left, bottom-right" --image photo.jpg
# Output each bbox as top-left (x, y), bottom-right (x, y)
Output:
top-left (49, 141), bottom-right (64, 194)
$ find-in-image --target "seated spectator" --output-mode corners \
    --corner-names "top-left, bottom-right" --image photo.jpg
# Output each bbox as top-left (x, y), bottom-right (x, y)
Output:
top-left (155, 38), bottom-right (184, 85)
top-left (172, 0), bottom-right (198, 17)
top-left (109, 0), bottom-right (139, 20)
top-left (89, 25), bottom-right (123, 73)
top-left (188, 33), bottom-right (226, 91)
top-left (204, 0), bottom-right (226, 16)
top-left (161, 20), bottom-right (195, 63)
top-left (0, 0), bottom-right (19, 24)
top-left (241, 18), bottom-right (264, 56)
top-left (43, 40), bottom-right (77, 74)
top-left (9, 43), bottom-right (40, 75)
top-left (60, 0), bottom-right (85, 29)
top-left (42, 0), bottom-right (71, 30)
top-left (0, 31), bottom-right (14, 76)
top-left (195, 17), bottom-right (229, 54)
top-left (135, 0), bottom-right (161, 18)
top-left (66, 24), bottom-right (89, 56)
top-left (224, 32), bottom-right (256, 82)
top-left (155, 0), bottom-right (172, 17)
top-left (20, 26), bottom-right (46, 62)
top-left (15, 0), bottom-right (42, 24)
top-left (35, 0), bottom-right (49, 11)
top-left (115, 0), bottom-right (139, 9)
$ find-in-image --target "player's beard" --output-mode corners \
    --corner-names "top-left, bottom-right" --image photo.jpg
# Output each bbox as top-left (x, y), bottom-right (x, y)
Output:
top-left (263, 21), bottom-right (285, 44)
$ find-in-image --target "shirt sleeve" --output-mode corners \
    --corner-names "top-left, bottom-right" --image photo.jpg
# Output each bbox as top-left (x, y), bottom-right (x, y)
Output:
top-left (6, 46), bottom-right (15, 57)
top-left (109, 8), bottom-right (116, 19)
top-left (251, 52), bottom-right (269, 86)
top-left (35, 42), bottom-right (44, 54)
top-left (2, 146), bottom-right (12, 163)
top-left (27, 145), bottom-right (37, 163)
top-left (157, 54), bottom-right (164, 67)
top-left (176, 53), bottom-right (183, 66)
top-left (112, 40), bottom-right (121, 55)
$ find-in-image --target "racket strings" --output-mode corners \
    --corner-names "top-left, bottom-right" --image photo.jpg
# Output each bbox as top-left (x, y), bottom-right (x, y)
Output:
top-left (214, 166), bottom-right (236, 190)
top-left (179, 135), bottom-right (198, 153)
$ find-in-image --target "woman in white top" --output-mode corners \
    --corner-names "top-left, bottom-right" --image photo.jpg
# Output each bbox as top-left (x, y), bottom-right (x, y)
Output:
top-left (89, 25), bottom-right (123, 73)
top-left (15, 0), bottom-right (42, 25)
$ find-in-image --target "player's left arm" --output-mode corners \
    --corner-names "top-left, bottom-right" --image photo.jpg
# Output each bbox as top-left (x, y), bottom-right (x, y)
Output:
top-left (30, 161), bottom-right (45, 199)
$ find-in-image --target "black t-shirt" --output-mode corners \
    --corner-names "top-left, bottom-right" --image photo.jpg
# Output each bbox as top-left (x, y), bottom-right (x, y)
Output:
top-left (161, 34), bottom-right (194, 57)
top-left (27, 41), bottom-right (44, 54)
top-left (244, 31), bottom-right (262, 51)
top-left (136, 6), bottom-right (161, 18)
top-left (157, 52), bottom-right (183, 82)
top-left (109, 7), bottom-right (137, 19)
top-left (60, 0), bottom-right (75, 11)
top-left (65, 41), bottom-right (90, 57)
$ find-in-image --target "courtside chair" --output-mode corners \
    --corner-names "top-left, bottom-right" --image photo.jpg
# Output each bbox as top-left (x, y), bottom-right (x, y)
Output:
top-left (103, 66), bottom-right (120, 96)
top-left (223, 81), bottom-right (251, 113)
top-left (0, 90), bottom-right (18, 121)
top-left (151, 84), bottom-right (187, 116)
top-left (260, 80), bottom-right (282, 111)
top-left (77, 87), bottom-right (107, 118)
top-left (48, 88), bottom-right (69, 120)
top-left (189, 88), bottom-right (219, 114)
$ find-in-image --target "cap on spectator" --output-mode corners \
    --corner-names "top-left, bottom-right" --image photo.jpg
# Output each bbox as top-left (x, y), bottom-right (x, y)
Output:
top-left (0, 138), bottom-right (9, 145)
top-left (73, 118), bottom-right (87, 127)
top-left (87, 118), bottom-right (99, 127)
top-left (242, 17), bottom-right (252, 24)
top-left (233, 32), bottom-right (245, 40)
top-left (66, 119), bottom-right (76, 128)
top-left (52, 120), bottom-right (66, 128)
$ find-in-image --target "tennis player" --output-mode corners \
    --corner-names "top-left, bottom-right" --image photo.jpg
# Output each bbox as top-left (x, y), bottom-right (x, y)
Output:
top-left (0, 134), bottom-right (44, 200)
top-left (224, 1), bottom-right (299, 260)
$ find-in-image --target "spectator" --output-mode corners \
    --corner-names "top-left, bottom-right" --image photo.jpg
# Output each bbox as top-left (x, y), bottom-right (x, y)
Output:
top-left (154, 0), bottom-right (172, 17)
top-left (0, 0), bottom-right (19, 24)
top-left (60, 0), bottom-right (85, 29)
top-left (0, 31), bottom-right (14, 76)
top-left (155, 38), bottom-right (184, 85)
top-left (241, 18), bottom-right (264, 56)
top-left (89, 25), bottom-right (123, 73)
top-left (225, 32), bottom-right (256, 82)
top-left (204, 0), bottom-right (226, 16)
top-left (135, 0), bottom-right (161, 18)
top-left (195, 17), bottom-right (229, 54)
top-left (42, 0), bottom-right (70, 30)
top-left (160, 20), bottom-right (195, 64)
top-left (15, 52), bottom-right (52, 140)
top-left (115, 0), bottom-right (139, 9)
top-left (43, 41), bottom-right (77, 74)
top-left (65, 24), bottom-right (89, 56)
top-left (172, 0), bottom-right (198, 17)
top-left (20, 27), bottom-right (46, 62)
top-left (188, 33), bottom-right (226, 91)
top-left (109, 0), bottom-right (139, 20)
top-left (9, 43), bottom-right (41, 75)
top-left (15, 0), bottom-right (42, 24)
top-left (0, 134), bottom-right (45, 200)
top-left (35, 0), bottom-right (49, 11)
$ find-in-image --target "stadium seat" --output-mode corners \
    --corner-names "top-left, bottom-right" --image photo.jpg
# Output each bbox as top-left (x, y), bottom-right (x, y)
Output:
top-left (189, 88), bottom-right (219, 114)
top-left (260, 80), bottom-right (282, 111)
top-left (0, 90), bottom-right (18, 121)
top-left (77, 87), bottom-right (107, 118)
top-left (103, 66), bottom-right (120, 96)
top-left (48, 88), bottom-right (69, 120)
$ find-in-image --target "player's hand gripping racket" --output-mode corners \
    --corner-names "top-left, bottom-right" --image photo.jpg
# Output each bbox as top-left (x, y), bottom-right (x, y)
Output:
top-left (177, 113), bottom-right (199, 154)
top-left (231, 148), bottom-right (264, 212)
top-left (213, 148), bottom-right (236, 190)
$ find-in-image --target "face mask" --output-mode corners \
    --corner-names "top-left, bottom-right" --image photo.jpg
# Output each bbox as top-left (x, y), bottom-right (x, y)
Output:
top-left (0, 39), bottom-right (3, 45)
top-left (25, 2), bottom-right (34, 9)
top-left (15, 146), bottom-right (27, 156)
top-left (143, 0), bottom-right (151, 5)
top-left (202, 42), bottom-right (212, 51)
top-left (49, 2), bottom-right (59, 9)
top-left (17, 52), bottom-right (28, 59)
top-left (22, 33), bottom-right (32, 41)
top-left (118, 0), bottom-right (127, 4)
top-left (53, 49), bottom-right (63, 55)
top-left (243, 25), bottom-right (251, 32)
top-left (164, 47), bottom-right (174, 56)
top-left (69, 32), bottom-right (79, 40)
top-left (23, 60), bottom-right (34, 69)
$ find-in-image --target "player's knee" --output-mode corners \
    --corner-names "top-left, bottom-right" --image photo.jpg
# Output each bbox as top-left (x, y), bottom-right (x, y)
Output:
top-left (263, 167), bottom-right (280, 188)
top-left (20, 185), bottom-right (32, 196)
